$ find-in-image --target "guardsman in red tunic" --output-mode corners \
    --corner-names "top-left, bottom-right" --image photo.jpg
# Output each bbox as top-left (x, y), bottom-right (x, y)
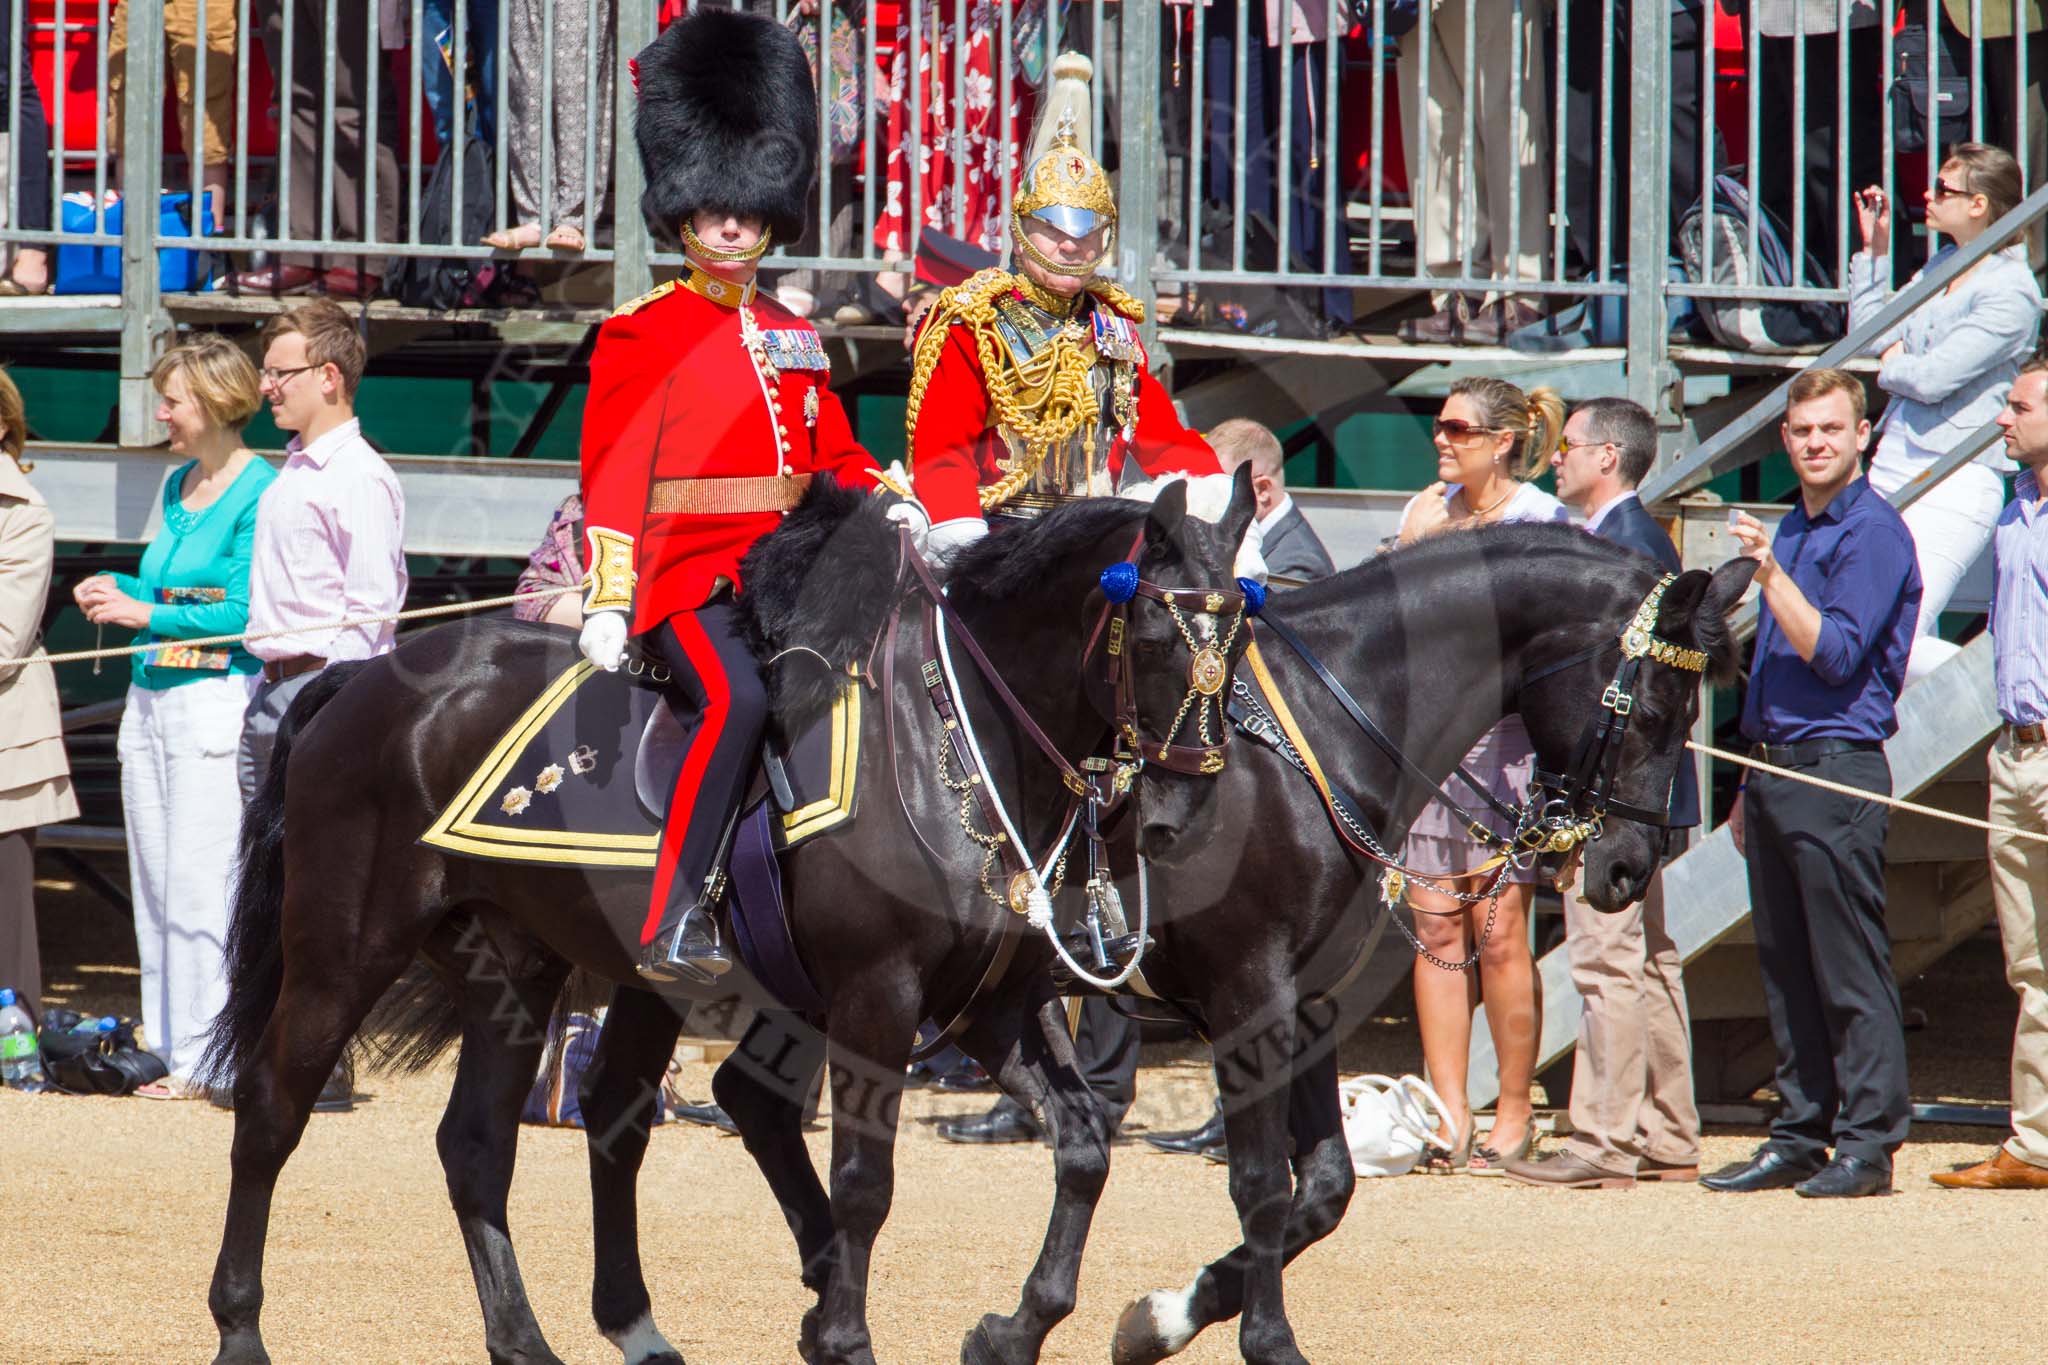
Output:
top-left (903, 53), bottom-right (1223, 563)
top-left (580, 10), bottom-right (907, 984)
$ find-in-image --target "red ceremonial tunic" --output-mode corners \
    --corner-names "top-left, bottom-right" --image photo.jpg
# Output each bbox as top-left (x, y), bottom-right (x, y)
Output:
top-left (908, 291), bottom-right (1220, 527)
top-left (580, 278), bottom-right (881, 636)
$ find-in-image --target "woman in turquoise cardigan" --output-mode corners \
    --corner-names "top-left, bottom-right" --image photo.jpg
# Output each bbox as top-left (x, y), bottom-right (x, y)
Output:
top-left (73, 335), bottom-right (272, 1098)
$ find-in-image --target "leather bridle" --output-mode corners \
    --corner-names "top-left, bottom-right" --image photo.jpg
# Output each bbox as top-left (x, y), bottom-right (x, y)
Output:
top-left (1085, 528), bottom-right (1255, 777)
top-left (1517, 574), bottom-right (1709, 859)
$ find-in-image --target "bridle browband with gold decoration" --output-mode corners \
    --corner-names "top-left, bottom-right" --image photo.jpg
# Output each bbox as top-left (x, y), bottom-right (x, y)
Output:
top-left (1521, 573), bottom-right (1710, 852)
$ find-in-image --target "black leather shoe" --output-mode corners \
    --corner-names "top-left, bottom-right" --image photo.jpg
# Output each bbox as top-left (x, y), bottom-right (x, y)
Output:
top-left (937, 1099), bottom-right (1042, 1145)
top-left (1700, 1148), bottom-right (1820, 1193)
top-left (671, 1099), bottom-right (740, 1135)
top-left (933, 1058), bottom-right (994, 1093)
top-left (1795, 1155), bottom-right (1892, 1199)
top-left (1144, 1112), bottom-right (1227, 1158)
top-left (636, 906), bottom-right (734, 986)
top-left (313, 1056), bottom-right (355, 1114)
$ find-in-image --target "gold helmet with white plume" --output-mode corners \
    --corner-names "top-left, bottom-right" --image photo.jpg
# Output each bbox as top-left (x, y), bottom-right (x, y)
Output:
top-left (1010, 53), bottom-right (1115, 276)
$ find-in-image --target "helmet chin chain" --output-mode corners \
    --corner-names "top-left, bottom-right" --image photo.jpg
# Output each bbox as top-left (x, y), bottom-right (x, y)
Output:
top-left (680, 221), bottom-right (773, 264)
top-left (1010, 210), bottom-right (1112, 279)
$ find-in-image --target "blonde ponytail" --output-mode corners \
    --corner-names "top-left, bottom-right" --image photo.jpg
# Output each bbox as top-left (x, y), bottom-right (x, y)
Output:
top-left (1447, 376), bottom-right (1562, 481)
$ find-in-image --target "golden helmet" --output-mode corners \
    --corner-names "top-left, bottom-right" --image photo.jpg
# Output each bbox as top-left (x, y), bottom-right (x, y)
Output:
top-left (1011, 53), bottom-right (1115, 258)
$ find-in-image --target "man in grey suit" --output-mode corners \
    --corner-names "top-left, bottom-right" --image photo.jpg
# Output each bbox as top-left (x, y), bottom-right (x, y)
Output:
top-left (1507, 397), bottom-right (1704, 1189)
top-left (1209, 419), bottom-right (1337, 581)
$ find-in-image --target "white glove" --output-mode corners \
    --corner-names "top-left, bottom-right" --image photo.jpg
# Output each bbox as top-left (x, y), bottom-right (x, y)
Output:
top-left (927, 517), bottom-right (989, 568)
top-left (884, 498), bottom-right (931, 554)
top-left (578, 610), bottom-right (629, 672)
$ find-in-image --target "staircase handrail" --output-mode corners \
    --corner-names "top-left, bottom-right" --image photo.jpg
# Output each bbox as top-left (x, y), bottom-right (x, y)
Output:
top-left (1641, 181), bottom-right (2048, 506)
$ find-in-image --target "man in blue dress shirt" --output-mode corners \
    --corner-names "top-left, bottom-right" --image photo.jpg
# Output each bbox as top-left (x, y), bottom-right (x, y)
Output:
top-left (1934, 358), bottom-right (2048, 1191)
top-left (1508, 397), bottom-right (1704, 1190)
top-left (1708, 367), bottom-right (1922, 1200)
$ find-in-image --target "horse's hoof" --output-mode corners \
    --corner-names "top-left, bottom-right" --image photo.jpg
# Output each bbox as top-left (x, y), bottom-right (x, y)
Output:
top-left (1111, 1290), bottom-right (1198, 1365)
top-left (798, 1305), bottom-right (821, 1363)
top-left (960, 1315), bottom-right (1027, 1365)
top-left (210, 1337), bottom-right (273, 1365)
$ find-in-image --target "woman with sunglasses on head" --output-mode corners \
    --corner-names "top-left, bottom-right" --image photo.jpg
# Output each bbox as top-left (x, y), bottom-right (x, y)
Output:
top-left (1393, 376), bottom-right (1568, 1175)
top-left (1852, 142), bottom-right (2044, 684)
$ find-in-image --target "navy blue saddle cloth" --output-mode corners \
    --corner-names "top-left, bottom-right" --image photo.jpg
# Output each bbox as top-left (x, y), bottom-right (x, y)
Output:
top-left (420, 653), bottom-right (861, 1013)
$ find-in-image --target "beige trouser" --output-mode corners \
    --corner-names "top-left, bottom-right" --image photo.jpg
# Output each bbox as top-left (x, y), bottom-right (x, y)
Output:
top-left (1395, 0), bottom-right (1551, 304)
top-left (107, 0), bottom-right (238, 171)
top-left (1985, 735), bottom-right (2048, 1170)
top-left (1561, 838), bottom-right (1701, 1176)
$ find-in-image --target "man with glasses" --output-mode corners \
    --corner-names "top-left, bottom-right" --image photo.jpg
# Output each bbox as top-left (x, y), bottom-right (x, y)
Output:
top-left (240, 299), bottom-right (405, 803)
top-left (1507, 397), bottom-right (1702, 1190)
top-left (234, 297), bottom-right (403, 1116)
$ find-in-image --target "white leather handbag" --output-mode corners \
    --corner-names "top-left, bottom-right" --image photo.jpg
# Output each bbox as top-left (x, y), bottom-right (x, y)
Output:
top-left (1339, 1073), bottom-right (1454, 1178)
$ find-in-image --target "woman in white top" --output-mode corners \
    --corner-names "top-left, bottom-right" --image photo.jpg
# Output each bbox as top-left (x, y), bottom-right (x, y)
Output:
top-left (1851, 142), bottom-right (2044, 682)
top-left (1394, 377), bottom-right (1569, 1174)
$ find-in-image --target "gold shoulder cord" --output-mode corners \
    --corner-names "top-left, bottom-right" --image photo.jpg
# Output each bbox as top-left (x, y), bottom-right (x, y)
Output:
top-left (904, 268), bottom-right (1106, 513)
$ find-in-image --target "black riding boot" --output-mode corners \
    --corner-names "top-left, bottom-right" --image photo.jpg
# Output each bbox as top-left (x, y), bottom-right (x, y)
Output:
top-left (637, 890), bottom-right (734, 987)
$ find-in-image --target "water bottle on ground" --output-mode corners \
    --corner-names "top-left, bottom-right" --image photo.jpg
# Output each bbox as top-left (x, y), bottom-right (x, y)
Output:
top-left (0, 988), bottom-right (44, 1090)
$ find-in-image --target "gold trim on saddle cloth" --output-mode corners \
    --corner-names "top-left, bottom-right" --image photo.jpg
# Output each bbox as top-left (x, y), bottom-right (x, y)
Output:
top-left (417, 663), bottom-right (862, 867)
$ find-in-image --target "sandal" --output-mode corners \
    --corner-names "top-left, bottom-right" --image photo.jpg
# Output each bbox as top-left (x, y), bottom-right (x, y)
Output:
top-left (136, 1075), bottom-right (210, 1101)
top-left (1421, 1113), bottom-right (1475, 1174)
top-left (543, 223), bottom-right (587, 252)
top-left (481, 223), bottom-right (544, 251)
top-left (1467, 1118), bottom-right (1536, 1176)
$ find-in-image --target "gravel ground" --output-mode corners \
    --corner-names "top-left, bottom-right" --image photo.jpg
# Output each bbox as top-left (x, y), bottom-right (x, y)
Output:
top-left (8, 863), bottom-right (2047, 1364)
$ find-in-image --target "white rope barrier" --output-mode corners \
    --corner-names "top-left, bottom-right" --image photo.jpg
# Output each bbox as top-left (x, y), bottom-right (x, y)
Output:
top-left (1688, 739), bottom-right (2048, 846)
top-left (2, 584), bottom-right (582, 672)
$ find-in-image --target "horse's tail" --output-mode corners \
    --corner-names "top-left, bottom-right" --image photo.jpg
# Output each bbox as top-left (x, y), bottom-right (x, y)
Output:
top-left (198, 662), bottom-right (367, 1088)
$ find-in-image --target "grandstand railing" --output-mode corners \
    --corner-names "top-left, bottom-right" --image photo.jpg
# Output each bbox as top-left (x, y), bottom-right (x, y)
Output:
top-left (0, 3), bottom-right (2038, 448)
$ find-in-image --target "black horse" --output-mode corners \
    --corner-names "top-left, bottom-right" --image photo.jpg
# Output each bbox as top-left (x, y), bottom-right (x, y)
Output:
top-left (1099, 525), bottom-right (1756, 1365)
top-left (198, 477), bottom-right (1257, 1365)
top-left (694, 523), bottom-right (1754, 1365)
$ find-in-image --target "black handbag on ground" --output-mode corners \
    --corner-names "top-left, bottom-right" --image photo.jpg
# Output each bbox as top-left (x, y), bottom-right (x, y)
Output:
top-left (36, 1009), bottom-right (169, 1096)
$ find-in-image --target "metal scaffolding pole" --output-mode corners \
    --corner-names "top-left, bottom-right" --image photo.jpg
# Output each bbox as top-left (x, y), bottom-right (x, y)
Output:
top-left (118, 0), bottom-right (169, 449)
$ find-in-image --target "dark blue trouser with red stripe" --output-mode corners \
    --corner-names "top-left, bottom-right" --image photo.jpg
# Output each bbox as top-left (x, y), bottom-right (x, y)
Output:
top-left (641, 597), bottom-right (769, 946)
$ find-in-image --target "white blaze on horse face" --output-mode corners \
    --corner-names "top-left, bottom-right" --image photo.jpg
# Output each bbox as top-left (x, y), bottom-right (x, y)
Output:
top-left (605, 1311), bottom-right (679, 1364)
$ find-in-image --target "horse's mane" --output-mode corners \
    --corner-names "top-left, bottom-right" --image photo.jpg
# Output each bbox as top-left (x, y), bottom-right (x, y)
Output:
top-left (943, 496), bottom-right (1152, 602)
top-left (734, 481), bottom-right (1150, 721)
top-left (1290, 520), bottom-right (1743, 681)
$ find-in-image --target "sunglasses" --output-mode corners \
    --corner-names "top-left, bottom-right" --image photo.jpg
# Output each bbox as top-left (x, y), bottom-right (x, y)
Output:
top-left (1434, 417), bottom-right (1504, 442)
top-left (1930, 178), bottom-right (1975, 201)
top-left (1556, 435), bottom-right (1613, 456)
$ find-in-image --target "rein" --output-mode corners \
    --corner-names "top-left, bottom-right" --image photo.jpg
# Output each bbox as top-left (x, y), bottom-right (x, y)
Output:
top-left (1232, 574), bottom-right (1710, 971)
top-left (872, 522), bottom-right (1250, 1048)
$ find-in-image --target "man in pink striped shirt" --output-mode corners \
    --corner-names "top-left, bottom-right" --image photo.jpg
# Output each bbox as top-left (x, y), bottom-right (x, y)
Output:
top-left (237, 300), bottom-right (407, 804)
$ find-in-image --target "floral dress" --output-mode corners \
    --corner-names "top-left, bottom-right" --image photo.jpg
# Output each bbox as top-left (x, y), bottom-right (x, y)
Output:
top-left (872, 0), bottom-right (1035, 256)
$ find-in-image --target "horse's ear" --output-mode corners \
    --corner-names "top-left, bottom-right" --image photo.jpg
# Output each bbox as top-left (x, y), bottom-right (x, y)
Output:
top-left (1145, 478), bottom-right (1189, 544)
top-left (1705, 556), bottom-right (1761, 618)
top-left (1217, 463), bottom-right (1257, 555)
top-left (1652, 569), bottom-right (1713, 638)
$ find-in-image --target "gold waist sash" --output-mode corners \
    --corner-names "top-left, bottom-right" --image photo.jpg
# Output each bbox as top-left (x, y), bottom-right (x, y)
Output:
top-left (648, 474), bottom-right (812, 516)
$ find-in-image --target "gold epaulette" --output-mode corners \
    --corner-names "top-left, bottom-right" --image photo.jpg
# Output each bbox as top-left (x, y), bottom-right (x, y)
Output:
top-left (1086, 279), bottom-right (1145, 324)
top-left (904, 269), bottom-right (1018, 438)
top-left (610, 279), bottom-right (678, 318)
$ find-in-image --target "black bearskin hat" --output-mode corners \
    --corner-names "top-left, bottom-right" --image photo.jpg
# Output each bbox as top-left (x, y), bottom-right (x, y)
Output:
top-left (634, 8), bottom-right (818, 247)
